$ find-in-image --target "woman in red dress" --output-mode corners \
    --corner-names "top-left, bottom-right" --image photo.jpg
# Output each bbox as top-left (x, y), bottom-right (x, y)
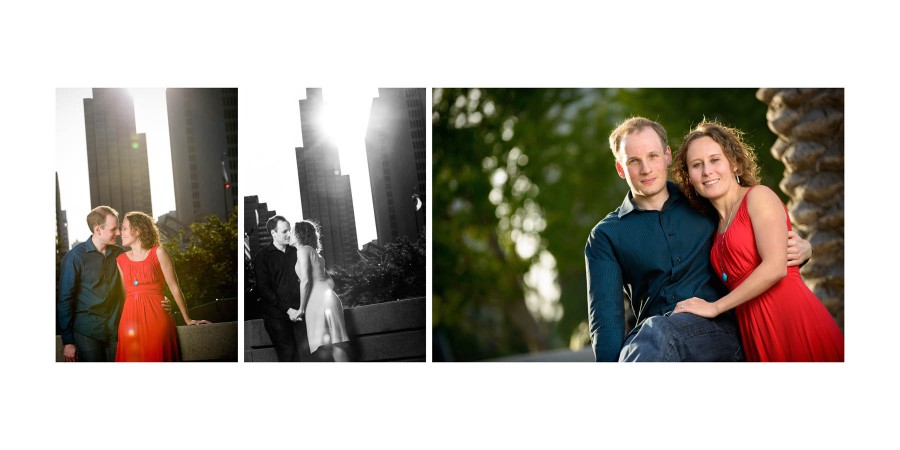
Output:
top-left (115, 212), bottom-right (209, 362)
top-left (671, 121), bottom-right (843, 362)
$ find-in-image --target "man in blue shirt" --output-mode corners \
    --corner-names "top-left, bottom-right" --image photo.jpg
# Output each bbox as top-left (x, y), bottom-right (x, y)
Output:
top-left (57, 206), bottom-right (125, 362)
top-left (585, 117), bottom-right (810, 361)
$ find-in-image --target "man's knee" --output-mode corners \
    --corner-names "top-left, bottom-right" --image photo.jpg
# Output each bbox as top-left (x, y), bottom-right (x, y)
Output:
top-left (625, 314), bottom-right (743, 362)
top-left (619, 315), bottom-right (677, 361)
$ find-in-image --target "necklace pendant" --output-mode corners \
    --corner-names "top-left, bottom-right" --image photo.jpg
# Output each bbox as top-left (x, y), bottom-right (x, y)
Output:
top-left (133, 279), bottom-right (139, 286)
top-left (721, 272), bottom-right (728, 282)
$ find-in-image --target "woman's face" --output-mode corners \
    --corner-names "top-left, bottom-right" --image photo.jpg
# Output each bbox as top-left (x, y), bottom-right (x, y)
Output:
top-left (120, 218), bottom-right (138, 247)
top-left (685, 136), bottom-right (735, 200)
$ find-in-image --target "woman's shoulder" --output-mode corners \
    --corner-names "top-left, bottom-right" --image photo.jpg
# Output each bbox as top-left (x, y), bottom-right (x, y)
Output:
top-left (746, 184), bottom-right (782, 205)
top-left (154, 245), bottom-right (171, 262)
top-left (745, 184), bottom-right (786, 217)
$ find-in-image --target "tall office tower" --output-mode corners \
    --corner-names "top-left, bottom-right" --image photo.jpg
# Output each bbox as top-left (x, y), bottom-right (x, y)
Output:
top-left (243, 195), bottom-right (277, 259)
top-left (156, 210), bottom-right (187, 243)
top-left (296, 88), bottom-right (359, 269)
top-left (55, 173), bottom-right (69, 259)
top-left (83, 88), bottom-right (153, 216)
top-left (167, 88), bottom-right (238, 224)
top-left (364, 88), bottom-right (426, 245)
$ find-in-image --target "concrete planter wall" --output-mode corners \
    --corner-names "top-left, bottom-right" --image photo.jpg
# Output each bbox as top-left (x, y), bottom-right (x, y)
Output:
top-left (245, 296), bottom-right (426, 362)
top-left (55, 321), bottom-right (238, 362)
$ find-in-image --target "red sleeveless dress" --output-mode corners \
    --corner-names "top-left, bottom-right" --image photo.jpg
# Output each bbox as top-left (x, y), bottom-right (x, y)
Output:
top-left (711, 187), bottom-right (844, 362)
top-left (115, 247), bottom-right (180, 362)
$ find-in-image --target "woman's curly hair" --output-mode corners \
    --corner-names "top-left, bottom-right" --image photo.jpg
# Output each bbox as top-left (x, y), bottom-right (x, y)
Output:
top-left (294, 220), bottom-right (322, 254)
top-left (672, 120), bottom-right (761, 210)
top-left (124, 211), bottom-right (160, 249)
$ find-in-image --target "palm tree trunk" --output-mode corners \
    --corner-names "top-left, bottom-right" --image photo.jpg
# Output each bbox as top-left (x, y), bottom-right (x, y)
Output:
top-left (756, 88), bottom-right (844, 329)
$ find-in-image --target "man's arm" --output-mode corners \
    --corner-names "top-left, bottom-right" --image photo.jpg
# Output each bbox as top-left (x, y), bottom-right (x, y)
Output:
top-left (786, 230), bottom-right (812, 267)
top-left (57, 251), bottom-right (79, 362)
top-left (253, 252), bottom-right (289, 314)
top-left (585, 231), bottom-right (626, 362)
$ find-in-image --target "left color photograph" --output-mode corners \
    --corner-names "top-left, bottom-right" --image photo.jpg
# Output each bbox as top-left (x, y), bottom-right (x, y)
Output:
top-left (55, 88), bottom-right (239, 362)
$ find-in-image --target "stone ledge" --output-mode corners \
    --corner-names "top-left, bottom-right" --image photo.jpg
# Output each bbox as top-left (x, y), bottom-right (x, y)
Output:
top-left (56, 321), bottom-right (238, 362)
top-left (245, 297), bottom-right (426, 362)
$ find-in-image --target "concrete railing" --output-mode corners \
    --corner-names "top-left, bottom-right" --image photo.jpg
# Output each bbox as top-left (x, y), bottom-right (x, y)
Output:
top-left (488, 346), bottom-right (594, 362)
top-left (245, 296), bottom-right (426, 362)
top-left (55, 321), bottom-right (238, 362)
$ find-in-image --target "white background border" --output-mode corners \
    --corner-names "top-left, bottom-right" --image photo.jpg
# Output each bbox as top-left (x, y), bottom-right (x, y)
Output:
top-left (4, 1), bottom-right (894, 448)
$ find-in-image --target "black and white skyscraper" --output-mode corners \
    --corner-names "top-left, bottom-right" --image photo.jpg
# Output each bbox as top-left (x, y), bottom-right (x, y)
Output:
top-left (296, 88), bottom-right (359, 269)
top-left (365, 88), bottom-right (426, 245)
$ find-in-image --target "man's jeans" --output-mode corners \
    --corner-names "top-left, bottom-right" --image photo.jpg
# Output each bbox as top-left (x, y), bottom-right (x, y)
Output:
top-left (74, 332), bottom-right (117, 362)
top-left (263, 317), bottom-right (310, 362)
top-left (619, 312), bottom-right (744, 362)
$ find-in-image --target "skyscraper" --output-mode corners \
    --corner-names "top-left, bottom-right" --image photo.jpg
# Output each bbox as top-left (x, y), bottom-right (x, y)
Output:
top-left (296, 88), bottom-right (359, 269)
top-left (244, 195), bottom-right (277, 259)
top-left (55, 172), bottom-right (69, 259)
top-left (365, 88), bottom-right (426, 245)
top-left (83, 88), bottom-right (153, 216)
top-left (166, 88), bottom-right (238, 224)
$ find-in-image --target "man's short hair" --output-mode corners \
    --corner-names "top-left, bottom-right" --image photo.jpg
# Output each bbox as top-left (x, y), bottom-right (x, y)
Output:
top-left (86, 206), bottom-right (119, 233)
top-left (266, 215), bottom-right (288, 234)
top-left (608, 117), bottom-right (668, 158)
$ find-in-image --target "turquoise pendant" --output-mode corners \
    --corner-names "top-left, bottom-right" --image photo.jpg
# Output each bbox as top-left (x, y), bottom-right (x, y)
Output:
top-left (133, 279), bottom-right (139, 286)
top-left (721, 272), bottom-right (728, 282)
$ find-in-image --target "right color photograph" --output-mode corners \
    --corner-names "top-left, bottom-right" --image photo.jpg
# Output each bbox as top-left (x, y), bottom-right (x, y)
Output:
top-left (432, 88), bottom-right (844, 362)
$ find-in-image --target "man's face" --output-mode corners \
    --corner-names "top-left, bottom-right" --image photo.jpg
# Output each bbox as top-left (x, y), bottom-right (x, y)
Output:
top-left (271, 220), bottom-right (291, 246)
top-left (95, 214), bottom-right (120, 246)
top-left (615, 127), bottom-right (672, 204)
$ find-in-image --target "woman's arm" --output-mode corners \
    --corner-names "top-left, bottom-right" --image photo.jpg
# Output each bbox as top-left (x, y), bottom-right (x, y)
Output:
top-left (675, 186), bottom-right (788, 317)
top-left (157, 247), bottom-right (209, 325)
top-left (296, 246), bottom-right (313, 318)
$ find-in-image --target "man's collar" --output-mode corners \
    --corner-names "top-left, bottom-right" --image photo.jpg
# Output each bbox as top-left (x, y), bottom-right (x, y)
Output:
top-left (84, 236), bottom-right (123, 256)
top-left (84, 236), bottom-right (98, 252)
top-left (265, 242), bottom-right (293, 253)
top-left (617, 181), bottom-right (683, 218)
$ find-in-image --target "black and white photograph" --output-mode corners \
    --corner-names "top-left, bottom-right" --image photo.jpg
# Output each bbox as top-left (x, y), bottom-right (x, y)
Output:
top-left (243, 88), bottom-right (426, 362)
top-left (55, 88), bottom-right (239, 362)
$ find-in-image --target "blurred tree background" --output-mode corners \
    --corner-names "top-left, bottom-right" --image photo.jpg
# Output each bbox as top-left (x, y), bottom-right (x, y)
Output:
top-left (432, 88), bottom-right (787, 361)
top-left (163, 211), bottom-right (238, 309)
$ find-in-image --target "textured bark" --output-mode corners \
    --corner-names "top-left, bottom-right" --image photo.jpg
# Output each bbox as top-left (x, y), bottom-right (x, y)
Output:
top-left (756, 88), bottom-right (844, 328)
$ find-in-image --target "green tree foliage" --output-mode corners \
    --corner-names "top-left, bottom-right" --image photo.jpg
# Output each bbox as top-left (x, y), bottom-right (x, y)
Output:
top-left (162, 211), bottom-right (238, 309)
top-left (433, 88), bottom-right (781, 361)
top-left (331, 233), bottom-right (426, 307)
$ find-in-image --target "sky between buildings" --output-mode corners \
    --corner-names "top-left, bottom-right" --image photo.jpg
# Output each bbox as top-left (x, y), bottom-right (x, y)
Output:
top-left (56, 87), bottom-right (378, 249)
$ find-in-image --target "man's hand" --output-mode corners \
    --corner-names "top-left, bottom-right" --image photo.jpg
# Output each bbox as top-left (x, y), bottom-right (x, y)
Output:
top-left (161, 296), bottom-right (173, 313)
top-left (63, 344), bottom-right (77, 362)
top-left (287, 308), bottom-right (302, 322)
top-left (787, 230), bottom-right (812, 267)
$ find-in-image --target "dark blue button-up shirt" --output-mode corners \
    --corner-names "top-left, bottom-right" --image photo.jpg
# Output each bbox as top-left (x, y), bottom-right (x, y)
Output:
top-left (585, 182), bottom-right (729, 361)
top-left (56, 237), bottom-right (125, 345)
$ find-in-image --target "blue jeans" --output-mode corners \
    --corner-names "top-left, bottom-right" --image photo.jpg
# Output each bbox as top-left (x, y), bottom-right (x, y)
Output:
top-left (619, 312), bottom-right (744, 362)
top-left (74, 332), bottom-right (117, 362)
